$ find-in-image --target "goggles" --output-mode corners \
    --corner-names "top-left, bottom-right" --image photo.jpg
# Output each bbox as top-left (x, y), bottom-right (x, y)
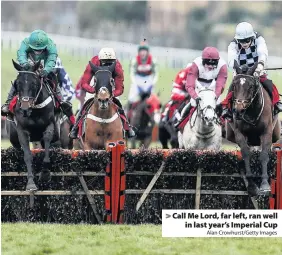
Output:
top-left (100, 59), bottom-right (115, 66)
top-left (237, 37), bottom-right (253, 44)
top-left (202, 59), bottom-right (219, 67)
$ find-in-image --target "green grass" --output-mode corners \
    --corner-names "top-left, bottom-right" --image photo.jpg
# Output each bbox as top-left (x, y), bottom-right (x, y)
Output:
top-left (2, 223), bottom-right (282, 255)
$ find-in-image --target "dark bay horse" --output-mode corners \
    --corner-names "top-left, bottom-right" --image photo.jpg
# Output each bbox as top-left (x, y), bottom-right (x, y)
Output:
top-left (8, 60), bottom-right (60, 191)
top-left (158, 100), bottom-right (183, 149)
top-left (226, 61), bottom-right (281, 196)
top-left (128, 88), bottom-right (157, 148)
top-left (75, 62), bottom-right (123, 150)
top-left (32, 113), bottom-right (73, 149)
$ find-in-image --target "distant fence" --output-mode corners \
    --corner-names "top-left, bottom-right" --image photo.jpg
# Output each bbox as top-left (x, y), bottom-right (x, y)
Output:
top-left (2, 30), bottom-right (282, 70)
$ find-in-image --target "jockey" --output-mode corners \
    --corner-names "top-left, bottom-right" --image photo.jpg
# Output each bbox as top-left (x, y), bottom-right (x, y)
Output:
top-left (128, 41), bottom-right (158, 106)
top-left (161, 63), bottom-right (192, 123)
top-left (221, 21), bottom-right (282, 119)
top-left (1, 29), bottom-right (76, 127)
top-left (54, 57), bottom-right (75, 102)
top-left (174, 47), bottom-right (228, 129)
top-left (69, 47), bottom-right (136, 139)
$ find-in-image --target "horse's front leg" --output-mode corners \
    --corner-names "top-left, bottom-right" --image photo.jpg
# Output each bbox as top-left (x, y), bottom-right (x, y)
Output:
top-left (39, 122), bottom-right (55, 182)
top-left (16, 125), bottom-right (37, 191)
top-left (259, 131), bottom-right (272, 194)
top-left (234, 128), bottom-right (259, 196)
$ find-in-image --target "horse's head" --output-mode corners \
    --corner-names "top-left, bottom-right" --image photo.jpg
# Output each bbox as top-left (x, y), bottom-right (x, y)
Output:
top-left (232, 61), bottom-right (259, 115)
top-left (12, 59), bottom-right (41, 116)
top-left (197, 86), bottom-right (218, 126)
top-left (89, 61), bottom-right (116, 109)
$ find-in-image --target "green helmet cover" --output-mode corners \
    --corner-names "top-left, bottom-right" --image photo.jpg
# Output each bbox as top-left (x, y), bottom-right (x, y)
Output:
top-left (29, 30), bottom-right (48, 50)
top-left (138, 44), bottom-right (149, 52)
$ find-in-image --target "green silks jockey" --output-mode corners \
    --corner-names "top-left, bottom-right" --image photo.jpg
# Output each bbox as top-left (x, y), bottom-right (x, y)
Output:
top-left (1, 29), bottom-right (76, 127)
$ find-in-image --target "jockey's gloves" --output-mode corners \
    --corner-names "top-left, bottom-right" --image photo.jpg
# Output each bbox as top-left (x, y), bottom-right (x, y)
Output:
top-left (256, 63), bottom-right (264, 72)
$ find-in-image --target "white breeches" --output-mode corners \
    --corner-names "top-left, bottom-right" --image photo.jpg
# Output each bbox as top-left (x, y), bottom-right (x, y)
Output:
top-left (128, 75), bottom-right (155, 103)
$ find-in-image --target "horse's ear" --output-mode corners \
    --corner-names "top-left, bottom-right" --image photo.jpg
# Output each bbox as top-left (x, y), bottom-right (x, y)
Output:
top-left (234, 60), bottom-right (242, 74)
top-left (247, 62), bottom-right (258, 75)
top-left (32, 61), bottom-right (41, 72)
top-left (108, 61), bottom-right (116, 73)
top-left (12, 59), bottom-right (22, 71)
top-left (89, 61), bottom-right (100, 74)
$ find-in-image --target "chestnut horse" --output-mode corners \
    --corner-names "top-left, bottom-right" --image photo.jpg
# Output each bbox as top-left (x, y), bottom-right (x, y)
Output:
top-left (75, 62), bottom-right (123, 150)
top-left (225, 61), bottom-right (281, 196)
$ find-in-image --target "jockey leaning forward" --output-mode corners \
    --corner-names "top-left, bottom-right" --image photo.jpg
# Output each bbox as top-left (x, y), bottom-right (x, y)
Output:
top-left (161, 63), bottom-right (193, 124)
top-left (128, 41), bottom-right (158, 106)
top-left (68, 47), bottom-right (136, 139)
top-left (220, 21), bottom-right (282, 120)
top-left (1, 29), bottom-right (76, 128)
top-left (174, 47), bottom-right (228, 129)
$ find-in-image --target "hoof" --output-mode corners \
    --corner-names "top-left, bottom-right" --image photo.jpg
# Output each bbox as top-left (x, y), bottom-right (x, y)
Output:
top-left (258, 189), bottom-right (271, 197)
top-left (247, 183), bottom-right (259, 197)
top-left (26, 182), bottom-right (38, 191)
top-left (39, 171), bottom-right (51, 182)
top-left (259, 181), bottom-right (271, 195)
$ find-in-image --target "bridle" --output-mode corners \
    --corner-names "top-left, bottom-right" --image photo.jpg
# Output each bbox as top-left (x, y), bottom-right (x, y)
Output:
top-left (232, 74), bottom-right (264, 125)
top-left (233, 74), bottom-right (261, 111)
top-left (93, 69), bottom-right (115, 92)
top-left (17, 71), bottom-right (44, 108)
top-left (190, 88), bottom-right (219, 127)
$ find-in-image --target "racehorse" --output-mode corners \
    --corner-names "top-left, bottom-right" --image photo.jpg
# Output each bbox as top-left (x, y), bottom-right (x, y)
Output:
top-left (128, 85), bottom-right (157, 148)
top-left (178, 86), bottom-right (222, 150)
top-left (75, 62), bottom-right (123, 150)
top-left (32, 113), bottom-right (73, 149)
top-left (225, 61), bottom-right (281, 196)
top-left (8, 60), bottom-right (61, 191)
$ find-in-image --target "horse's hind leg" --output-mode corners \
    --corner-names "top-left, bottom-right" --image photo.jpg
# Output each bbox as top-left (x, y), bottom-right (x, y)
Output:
top-left (39, 122), bottom-right (55, 182)
top-left (259, 131), bottom-right (272, 194)
top-left (234, 129), bottom-right (259, 196)
top-left (16, 125), bottom-right (37, 191)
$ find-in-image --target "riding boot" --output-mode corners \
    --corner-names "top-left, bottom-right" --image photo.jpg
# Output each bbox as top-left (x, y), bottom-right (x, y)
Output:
top-left (69, 106), bottom-right (84, 139)
top-left (174, 102), bottom-right (192, 129)
top-left (1, 81), bottom-right (16, 116)
top-left (220, 83), bottom-right (233, 120)
top-left (261, 78), bottom-right (282, 116)
top-left (274, 102), bottom-right (282, 115)
top-left (55, 86), bottom-right (76, 128)
top-left (112, 97), bottom-right (136, 138)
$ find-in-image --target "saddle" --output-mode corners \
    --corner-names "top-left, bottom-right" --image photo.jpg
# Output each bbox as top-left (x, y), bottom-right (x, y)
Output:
top-left (177, 107), bottom-right (196, 132)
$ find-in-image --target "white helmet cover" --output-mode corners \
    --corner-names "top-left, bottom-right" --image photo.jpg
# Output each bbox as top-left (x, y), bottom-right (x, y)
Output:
top-left (98, 48), bottom-right (116, 60)
top-left (234, 22), bottom-right (255, 40)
